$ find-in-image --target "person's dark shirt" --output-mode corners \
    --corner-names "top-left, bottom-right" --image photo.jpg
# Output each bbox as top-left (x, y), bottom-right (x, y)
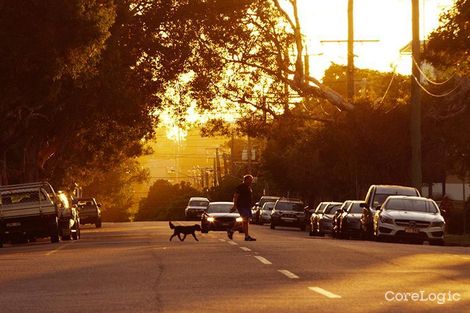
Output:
top-left (235, 183), bottom-right (252, 209)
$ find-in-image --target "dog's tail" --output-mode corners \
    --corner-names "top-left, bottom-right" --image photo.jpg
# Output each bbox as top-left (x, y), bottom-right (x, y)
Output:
top-left (169, 221), bottom-right (175, 229)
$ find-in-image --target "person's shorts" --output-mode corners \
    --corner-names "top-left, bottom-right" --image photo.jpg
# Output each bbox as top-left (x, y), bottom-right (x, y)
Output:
top-left (238, 207), bottom-right (252, 219)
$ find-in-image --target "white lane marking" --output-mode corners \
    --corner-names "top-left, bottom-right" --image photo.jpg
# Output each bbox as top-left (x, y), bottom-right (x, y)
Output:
top-left (452, 254), bottom-right (470, 261)
top-left (278, 269), bottom-right (299, 279)
top-left (219, 239), bottom-right (226, 242)
top-left (45, 244), bottom-right (68, 256)
top-left (309, 287), bottom-right (342, 299)
top-left (227, 240), bottom-right (238, 246)
top-left (240, 247), bottom-right (251, 252)
top-left (254, 256), bottom-right (272, 265)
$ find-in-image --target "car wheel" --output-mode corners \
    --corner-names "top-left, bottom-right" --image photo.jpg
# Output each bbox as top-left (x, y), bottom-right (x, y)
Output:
top-left (300, 225), bottom-right (306, 232)
top-left (72, 225), bottom-right (80, 240)
top-left (270, 223), bottom-right (275, 229)
top-left (61, 234), bottom-right (71, 241)
top-left (95, 219), bottom-right (102, 228)
top-left (201, 228), bottom-right (209, 233)
top-left (50, 218), bottom-right (60, 243)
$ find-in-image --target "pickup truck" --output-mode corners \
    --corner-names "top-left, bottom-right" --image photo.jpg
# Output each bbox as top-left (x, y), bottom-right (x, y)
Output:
top-left (0, 182), bottom-right (60, 247)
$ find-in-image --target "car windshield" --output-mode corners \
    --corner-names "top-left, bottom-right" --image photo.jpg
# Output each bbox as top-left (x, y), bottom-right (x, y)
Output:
top-left (373, 190), bottom-right (418, 207)
top-left (324, 204), bottom-right (342, 214)
top-left (349, 203), bottom-right (363, 213)
top-left (259, 197), bottom-right (279, 206)
top-left (207, 203), bottom-right (233, 213)
top-left (78, 200), bottom-right (95, 207)
top-left (315, 203), bottom-right (327, 213)
top-left (189, 200), bottom-right (209, 207)
top-left (385, 199), bottom-right (438, 213)
top-left (262, 202), bottom-right (275, 210)
top-left (276, 202), bottom-right (304, 212)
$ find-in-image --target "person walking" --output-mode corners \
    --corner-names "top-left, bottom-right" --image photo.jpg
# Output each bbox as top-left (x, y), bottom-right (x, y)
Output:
top-left (228, 174), bottom-right (256, 241)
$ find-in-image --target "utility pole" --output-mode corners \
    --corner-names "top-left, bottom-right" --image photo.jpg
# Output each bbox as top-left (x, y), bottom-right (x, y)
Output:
top-left (215, 148), bottom-right (222, 183)
top-left (411, 0), bottom-right (422, 192)
top-left (247, 135), bottom-right (252, 174)
top-left (347, 0), bottom-right (354, 101)
top-left (320, 0), bottom-right (378, 101)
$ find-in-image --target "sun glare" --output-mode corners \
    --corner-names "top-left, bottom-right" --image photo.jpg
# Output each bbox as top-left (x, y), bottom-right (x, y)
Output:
top-left (297, 0), bottom-right (456, 77)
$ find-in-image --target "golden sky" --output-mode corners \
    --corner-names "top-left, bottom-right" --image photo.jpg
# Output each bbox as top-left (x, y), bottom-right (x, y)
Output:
top-left (297, 0), bottom-right (455, 77)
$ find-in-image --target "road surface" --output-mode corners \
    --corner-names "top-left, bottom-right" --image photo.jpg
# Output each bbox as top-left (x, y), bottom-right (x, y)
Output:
top-left (0, 222), bottom-right (469, 313)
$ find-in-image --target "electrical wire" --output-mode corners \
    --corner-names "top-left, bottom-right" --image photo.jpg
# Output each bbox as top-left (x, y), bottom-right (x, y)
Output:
top-left (412, 75), bottom-right (461, 98)
top-left (412, 57), bottom-right (456, 86)
top-left (377, 72), bottom-right (397, 105)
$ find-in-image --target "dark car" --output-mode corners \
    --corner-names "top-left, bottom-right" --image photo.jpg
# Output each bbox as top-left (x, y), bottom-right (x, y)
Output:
top-left (270, 199), bottom-right (306, 231)
top-left (185, 197), bottom-right (210, 219)
top-left (251, 196), bottom-right (280, 224)
top-left (201, 202), bottom-right (243, 233)
top-left (76, 198), bottom-right (102, 228)
top-left (309, 202), bottom-right (341, 236)
top-left (338, 201), bottom-right (363, 239)
top-left (360, 185), bottom-right (421, 239)
top-left (317, 202), bottom-right (343, 236)
top-left (332, 201), bottom-right (353, 238)
top-left (258, 201), bottom-right (276, 224)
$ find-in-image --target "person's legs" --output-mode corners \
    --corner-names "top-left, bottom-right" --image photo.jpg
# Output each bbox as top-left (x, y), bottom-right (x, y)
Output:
top-left (243, 218), bottom-right (249, 237)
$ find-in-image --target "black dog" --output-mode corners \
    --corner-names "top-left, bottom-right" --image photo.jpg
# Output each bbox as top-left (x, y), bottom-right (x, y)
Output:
top-left (169, 221), bottom-right (201, 241)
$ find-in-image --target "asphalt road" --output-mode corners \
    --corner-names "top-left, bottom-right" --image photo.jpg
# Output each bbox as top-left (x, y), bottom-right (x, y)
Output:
top-left (0, 222), bottom-right (469, 313)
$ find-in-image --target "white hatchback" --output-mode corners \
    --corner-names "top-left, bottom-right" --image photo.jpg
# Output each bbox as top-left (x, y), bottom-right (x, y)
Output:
top-left (373, 196), bottom-right (445, 245)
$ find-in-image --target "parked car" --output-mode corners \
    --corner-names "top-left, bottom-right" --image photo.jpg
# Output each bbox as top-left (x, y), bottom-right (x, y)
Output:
top-left (201, 202), bottom-right (243, 233)
top-left (332, 201), bottom-right (353, 238)
top-left (258, 201), bottom-right (276, 224)
top-left (270, 199), bottom-right (306, 231)
top-left (185, 197), bottom-right (210, 219)
top-left (251, 196), bottom-right (280, 224)
top-left (0, 182), bottom-right (60, 246)
top-left (317, 202), bottom-right (343, 236)
top-left (360, 185), bottom-right (421, 239)
top-left (57, 192), bottom-right (80, 241)
top-left (373, 196), bottom-right (445, 245)
top-left (309, 202), bottom-right (342, 236)
top-left (76, 198), bottom-right (102, 228)
top-left (338, 201), bottom-right (363, 239)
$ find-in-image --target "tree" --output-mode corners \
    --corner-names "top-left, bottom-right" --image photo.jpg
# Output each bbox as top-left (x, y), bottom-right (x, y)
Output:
top-left (423, 0), bottom-right (470, 177)
top-left (136, 180), bottom-right (199, 221)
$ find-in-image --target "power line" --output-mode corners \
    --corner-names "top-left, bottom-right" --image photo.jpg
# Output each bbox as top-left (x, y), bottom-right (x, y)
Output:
top-left (412, 57), bottom-right (456, 86)
top-left (412, 75), bottom-right (461, 98)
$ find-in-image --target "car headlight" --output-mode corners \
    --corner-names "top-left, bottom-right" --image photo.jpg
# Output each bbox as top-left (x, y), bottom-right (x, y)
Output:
top-left (236, 217), bottom-right (243, 222)
top-left (207, 217), bottom-right (215, 222)
top-left (431, 221), bottom-right (445, 227)
top-left (380, 216), bottom-right (394, 224)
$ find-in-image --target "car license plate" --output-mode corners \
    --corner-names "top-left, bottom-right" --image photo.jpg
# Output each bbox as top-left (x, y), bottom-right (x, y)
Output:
top-left (6, 222), bottom-right (21, 227)
top-left (282, 218), bottom-right (296, 222)
top-left (405, 227), bottom-right (419, 233)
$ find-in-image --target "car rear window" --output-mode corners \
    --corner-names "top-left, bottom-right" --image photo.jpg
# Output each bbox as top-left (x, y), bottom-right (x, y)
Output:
top-left (276, 202), bottom-right (304, 212)
top-left (189, 200), bottom-right (209, 207)
top-left (385, 199), bottom-right (438, 213)
top-left (1, 191), bottom-right (45, 205)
